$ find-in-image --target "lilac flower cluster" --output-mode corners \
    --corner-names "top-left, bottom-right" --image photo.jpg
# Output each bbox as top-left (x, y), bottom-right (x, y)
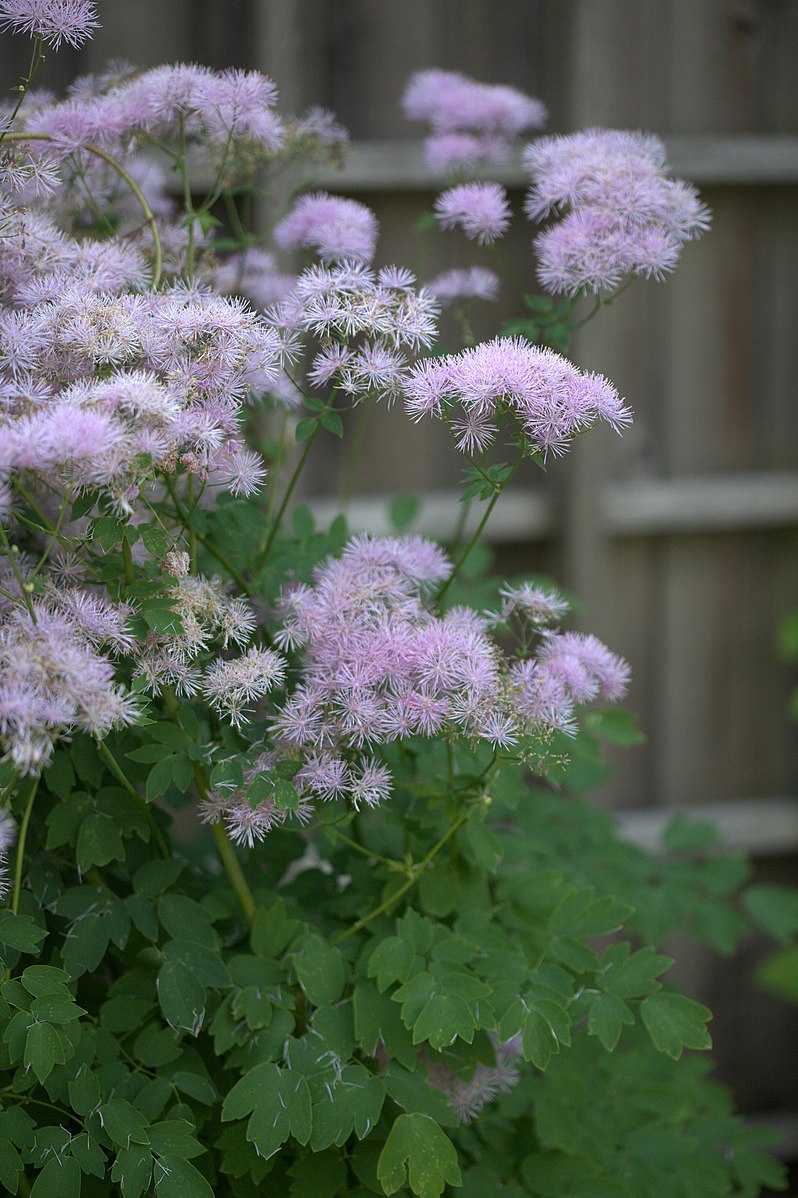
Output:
top-left (402, 69), bottom-right (547, 172)
top-left (269, 262), bottom-right (439, 407)
top-left (18, 63), bottom-right (284, 161)
top-left (524, 129), bottom-right (712, 294)
top-left (199, 751), bottom-right (314, 848)
top-left (0, 0), bottom-right (99, 49)
top-left (259, 535), bottom-right (628, 815)
top-left (274, 191), bottom-right (379, 264)
top-left (434, 182), bottom-right (511, 245)
top-left (136, 566), bottom-right (262, 704)
top-left (403, 336), bottom-right (632, 458)
top-left (0, 594), bottom-right (137, 774)
top-left (427, 266), bottom-right (500, 306)
top-left (0, 270), bottom-right (282, 510)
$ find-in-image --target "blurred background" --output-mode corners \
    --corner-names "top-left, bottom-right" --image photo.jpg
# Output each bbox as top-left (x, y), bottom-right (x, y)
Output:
top-left (3, 0), bottom-right (797, 1171)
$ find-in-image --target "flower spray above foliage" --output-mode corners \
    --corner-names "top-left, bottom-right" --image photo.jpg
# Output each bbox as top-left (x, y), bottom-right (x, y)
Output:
top-left (0, 10), bottom-right (792, 1197)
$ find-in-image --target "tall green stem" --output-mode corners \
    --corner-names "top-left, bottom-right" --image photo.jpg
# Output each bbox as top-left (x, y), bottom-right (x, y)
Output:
top-left (96, 740), bottom-right (169, 859)
top-left (331, 810), bottom-right (470, 945)
top-left (0, 34), bottom-right (44, 136)
top-left (256, 423), bottom-right (320, 571)
top-left (193, 764), bottom-right (256, 925)
top-left (11, 777), bottom-right (39, 915)
top-left (436, 453), bottom-right (524, 605)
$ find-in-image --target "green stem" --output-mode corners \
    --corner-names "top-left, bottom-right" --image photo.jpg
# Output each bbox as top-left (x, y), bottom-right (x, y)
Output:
top-left (193, 763), bottom-right (256, 925)
top-left (329, 827), bottom-right (403, 871)
top-left (256, 422), bottom-right (320, 571)
top-left (121, 536), bottom-right (135, 587)
top-left (10, 776), bottom-right (39, 915)
top-left (332, 810), bottom-right (471, 946)
top-left (0, 524), bottom-right (35, 620)
top-left (435, 453), bottom-right (524, 605)
top-left (340, 404), bottom-right (370, 505)
top-left (0, 34), bottom-right (44, 135)
top-left (1, 133), bottom-right (163, 287)
top-left (96, 740), bottom-right (169, 859)
top-left (164, 477), bottom-right (254, 597)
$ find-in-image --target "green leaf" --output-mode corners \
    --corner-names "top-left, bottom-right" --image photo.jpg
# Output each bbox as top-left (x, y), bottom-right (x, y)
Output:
top-left (663, 813), bottom-right (719, 853)
top-left (601, 944), bottom-right (674, 998)
top-left (111, 1145), bottom-right (153, 1198)
top-left (140, 525), bottom-right (169, 559)
top-left (289, 1149), bottom-right (348, 1198)
top-left (583, 707), bottom-right (647, 746)
top-left (319, 408), bottom-right (344, 437)
top-left (519, 1000), bottom-right (572, 1070)
top-left (383, 1063), bottom-right (459, 1128)
top-left (133, 858), bottom-right (184, 897)
top-left (157, 960), bottom-right (206, 1035)
top-left (524, 293), bottom-right (555, 312)
top-left (162, 940), bottom-right (232, 989)
top-left (70, 1132), bottom-right (106, 1179)
top-left (209, 758), bottom-right (244, 792)
top-left (141, 600), bottom-right (183, 636)
top-left (20, 964), bottom-right (71, 998)
top-left (30, 995), bottom-right (85, 1023)
top-left (377, 1113), bottom-right (462, 1198)
top-left (222, 1062), bottom-right (312, 1160)
top-left (99, 1098), bottom-right (151, 1149)
top-left (148, 1121), bottom-right (204, 1160)
top-left (29, 1156), bottom-right (81, 1198)
top-left (273, 777), bottom-right (299, 811)
top-left (24, 1021), bottom-right (64, 1083)
top-left (367, 935), bottom-right (416, 993)
top-left (388, 495), bottom-right (420, 532)
top-left (292, 504), bottom-right (315, 537)
top-left (588, 992), bottom-right (634, 1051)
top-left (463, 811), bottom-right (502, 872)
top-left (640, 991), bottom-right (713, 1059)
top-left (0, 912), bottom-right (47, 953)
top-left (742, 884), bottom-right (798, 944)
top-left (294, 934), bottom-right (346, 1006)
top-left (76, 811), bottom-right (125, 872)
top-left (0, 1137), bottom-right (23, 1193)
top-left (146, 755), bottom-right (175, 800)
top-left (295, 417), bottom-right (318, 443)
top-left (548, 887), bottom-right (632, 937)
top-left (251, 900), bottom-right (300, 957)
top-left (153, 1156), bottom-right (214, 1198)
top-left (69, 1067), bottom-right (101, 1116)
top-left (310, 1064), bottom-right (385, 1150)
top-left (158, 895), bottom-right (216, 946)
top-left (755, 944), bottom-right (798, 1002)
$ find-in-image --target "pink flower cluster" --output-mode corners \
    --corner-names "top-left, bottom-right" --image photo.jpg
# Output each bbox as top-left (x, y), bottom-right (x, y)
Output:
top-left (199, 752), bottom-right (315, 848)
top-left (403, 336), bottom-right (632, 458)
top-left (403, 69), bottom-right (547, 172)
top-left (524, 129), bottom-right (712, 294)
top-left (263, 534), bottom-right (628, 814)
top-left (274, 191), bottom-right (379, 263)
top-left (266, 263), bottom-right (439, 407)
top-left (0, 596), bottom-right (137, 774)
top-left (20, 64), bottom-right (284, 158)
top-left (0, 0), bottom-right (99, 49)
top-left (434, 182), bottom-right (511, 245)
top-left (0, 278), bottom-right (282, 511)
top-left (427, 266), bottom-right (500, 305)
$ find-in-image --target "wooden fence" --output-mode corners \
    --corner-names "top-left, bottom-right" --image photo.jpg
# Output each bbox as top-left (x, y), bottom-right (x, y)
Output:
top-left (2, 0), bottom-right (797, 1125)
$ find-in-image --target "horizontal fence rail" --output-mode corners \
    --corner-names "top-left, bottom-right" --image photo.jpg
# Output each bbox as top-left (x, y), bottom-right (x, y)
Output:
top-left (310, 135), bottom-right (798, 191)
top-left (307, 471), bottom-right (798, 542)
